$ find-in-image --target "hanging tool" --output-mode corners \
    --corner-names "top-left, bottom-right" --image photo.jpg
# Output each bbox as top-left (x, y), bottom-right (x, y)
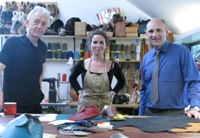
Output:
top-left (57, 73), bottom-right (61, 102)
top-left (42, 77), bottom-right (57, 103)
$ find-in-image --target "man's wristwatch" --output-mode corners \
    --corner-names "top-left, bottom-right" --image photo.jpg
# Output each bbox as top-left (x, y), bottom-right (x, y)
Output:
top-left (190, 106), bottom-right (200, 112)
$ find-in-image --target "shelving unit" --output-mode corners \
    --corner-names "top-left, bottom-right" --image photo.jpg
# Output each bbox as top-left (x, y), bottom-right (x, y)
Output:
top-left (0, 34), bottom-right (145, 60)
top-left (0, 34), bottom-right (146, 104)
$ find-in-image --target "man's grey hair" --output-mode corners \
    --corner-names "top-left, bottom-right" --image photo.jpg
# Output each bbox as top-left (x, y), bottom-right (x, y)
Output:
top-left (27, 6), bottom-right (50, 23)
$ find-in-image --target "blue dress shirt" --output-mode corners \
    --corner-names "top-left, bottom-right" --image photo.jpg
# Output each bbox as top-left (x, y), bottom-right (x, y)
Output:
top-left (139, 41), bottom-right (200, 115)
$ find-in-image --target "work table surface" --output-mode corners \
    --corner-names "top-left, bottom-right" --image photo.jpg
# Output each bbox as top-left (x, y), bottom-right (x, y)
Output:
top-left (1, 113), bottom-right (200, 138)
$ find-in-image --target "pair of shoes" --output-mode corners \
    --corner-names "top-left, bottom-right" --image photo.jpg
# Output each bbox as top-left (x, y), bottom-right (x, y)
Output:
top-left (59, 27), bottom-right (66, 36)
top-left (101, 105), bottom-right (119, 119)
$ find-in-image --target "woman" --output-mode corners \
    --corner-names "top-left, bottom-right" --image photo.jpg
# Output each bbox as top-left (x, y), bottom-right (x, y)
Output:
top-left (69, 30), bottom-right (125, 112)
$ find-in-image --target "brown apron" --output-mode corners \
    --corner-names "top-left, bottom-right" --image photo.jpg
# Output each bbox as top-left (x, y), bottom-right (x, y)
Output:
top-left (77, 59), bottom-right (110, 112)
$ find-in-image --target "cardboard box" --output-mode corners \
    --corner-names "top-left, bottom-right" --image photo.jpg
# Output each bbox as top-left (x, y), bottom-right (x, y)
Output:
top-left (126, 32), bottom-right (138, 37)
top-left (126, 27), bottom-right (138, 33)
top-left (87, 31), bottom-right (113, 37)
top-left (105, 32), bottom-right (113, 37)
top-left (114, 21), bottom-right (126, 37)
top-left (139, 34), bottom-right (146, 38)
top-left (75, 22), bottom-right (86, 36)
top-left (167, 32), bottom-right (174, 42)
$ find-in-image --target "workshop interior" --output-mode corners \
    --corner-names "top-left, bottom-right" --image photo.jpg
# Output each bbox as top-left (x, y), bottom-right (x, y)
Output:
top-left (1, 0), bottom-right (200, 137)
top-left (0, 0), bottom-right (200, 114)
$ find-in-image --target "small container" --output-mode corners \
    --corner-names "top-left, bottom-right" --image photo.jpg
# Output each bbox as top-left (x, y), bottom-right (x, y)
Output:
top-left (74, 51), bottom-right (79, 60)
top-left (51, 50), bottom-right (56, 60)
top-left (62, 51), bottom-right (68, 59)
top-left (47, 50), bottom-right (52, 59)
top-left (79, 50), bottom-right (84, 60)
top-left (84, 51), bottom-right (90, 59)
top-left (63, 43), bottom-right (67, 51)
top-left (4, 102), bottom-right (16, 115)
top-left (62, 73), bottom-right (67, 82)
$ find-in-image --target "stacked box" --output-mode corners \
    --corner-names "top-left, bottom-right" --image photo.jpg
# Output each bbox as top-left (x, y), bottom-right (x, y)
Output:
top-left (126, 26), bottom-right (138, 37)
top-left (75, 22), bottom-right (86, 36)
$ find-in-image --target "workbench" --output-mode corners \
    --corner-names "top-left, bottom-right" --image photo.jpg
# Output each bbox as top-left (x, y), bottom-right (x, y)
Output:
top-left (41, 101), bottom-right (139, 114)
top-left (1, 113), bottom-right (200, 138)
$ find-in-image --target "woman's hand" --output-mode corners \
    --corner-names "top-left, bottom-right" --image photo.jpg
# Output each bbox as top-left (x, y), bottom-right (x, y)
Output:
top-left (78, 90), bottom-right (83, 102)
top-left (0, 90), bottom-right (3, 112)
top-left (110, 91), bottom-right (116, 103)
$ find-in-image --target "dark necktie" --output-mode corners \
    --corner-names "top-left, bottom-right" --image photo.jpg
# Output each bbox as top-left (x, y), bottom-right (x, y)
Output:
top-left (151, 50), bottom-right (160, 105)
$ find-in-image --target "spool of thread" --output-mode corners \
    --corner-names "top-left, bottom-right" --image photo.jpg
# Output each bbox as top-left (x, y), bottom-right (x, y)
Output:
top-left (47, 51), bottom-right (52, 59)
top-left (131, 43), bottom-right (136, 53)
top-left (84, 51), bottom-right (90, 59)
top-left (80, 43), bottom-right (84, 50)
top-left (62, 73), bottom-right (67, 82)
top-left (62, 51), bottom-right (68, 59)
top-left (121, 51), bottom-right (125, 61)
top-left (136, 43), bottom-right (141, 53)
top-left (136, 53), bottom-right (140, 61)
top-left (51, 43), bottom-right (56, 50)
top-left (126, 45), bottom-right (131, 53)
top-left (63, 43), bottom-right (67, 51)
top-left (121, 44), bottom-right (125, 52)
top-left (114, 44), bottom-right (117, 52)
top-left (117, 44), bottom-right (121, 52)
top-left (130, 44), bottom-right (135, 61)
top-left (56, 43), bottom-right (61, 50)
top-left (115, 44), bottom-right (119, 53)
top-left (79, 51), bottom-right (84, 60)
top-left (74, 51), bottom-right (79, 60)
top-left (51, 50), bottom-right (56, 60)
top-left (116, 53), bottom-right (120, 61)
top-left (57, 49), bottom-right (62, 59)
top-left (110, 43), bottom-right (114, 51)
top-left (110, 51), bottom-right (115, 60)
top-left (68, 51), bottom-right (74, 59)
top-left (47, 43), bottom-right (51, 50)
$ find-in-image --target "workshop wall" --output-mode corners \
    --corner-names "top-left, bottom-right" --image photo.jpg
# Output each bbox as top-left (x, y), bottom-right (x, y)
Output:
top-left (0, 0), bottom-right (150, 101)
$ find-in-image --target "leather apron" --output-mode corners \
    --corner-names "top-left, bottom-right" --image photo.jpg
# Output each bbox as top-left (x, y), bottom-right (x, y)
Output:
top-left (77, 59), bottom-right (110, 112)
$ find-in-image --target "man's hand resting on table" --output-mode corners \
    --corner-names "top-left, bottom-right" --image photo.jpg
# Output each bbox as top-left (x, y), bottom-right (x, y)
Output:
top-left (186, 108), bottom-right (200, 119)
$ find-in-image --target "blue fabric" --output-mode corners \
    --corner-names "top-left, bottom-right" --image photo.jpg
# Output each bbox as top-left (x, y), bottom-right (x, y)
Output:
top-left (2, 114), bottom-right (43, 138)
top-left (139, 41), bottom-right (200, 115)
top-left (56, 114), bottom-right (108, 121)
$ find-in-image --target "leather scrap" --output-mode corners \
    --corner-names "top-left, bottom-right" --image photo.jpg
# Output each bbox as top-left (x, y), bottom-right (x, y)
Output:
top-left (110, 115), bottom-right (200, 133)
top-left (68, 106), bottom-right (100, 121)
top-left (170, 122), bottom-right (200, 133)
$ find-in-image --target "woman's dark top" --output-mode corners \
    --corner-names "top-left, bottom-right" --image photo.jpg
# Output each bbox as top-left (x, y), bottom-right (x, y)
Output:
top-left (69, 60), bottom-right (125, 95)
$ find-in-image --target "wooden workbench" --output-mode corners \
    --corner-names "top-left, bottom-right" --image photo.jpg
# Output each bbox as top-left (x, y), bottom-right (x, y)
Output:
top-left (1, 113), bottom-right (200, 138)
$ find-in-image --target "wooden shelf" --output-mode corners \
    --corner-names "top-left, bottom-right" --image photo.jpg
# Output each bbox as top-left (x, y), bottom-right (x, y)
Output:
top-left (42, 35), bottom-right (74, 39)
top-left (109, 37), bottom-right (145, 40)
top-left (0, 34), bottom-right (146, 40)
top-left (45, 59), bottom-right (139, 64)
top-left (46, 59), bottom-right (69, 62)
